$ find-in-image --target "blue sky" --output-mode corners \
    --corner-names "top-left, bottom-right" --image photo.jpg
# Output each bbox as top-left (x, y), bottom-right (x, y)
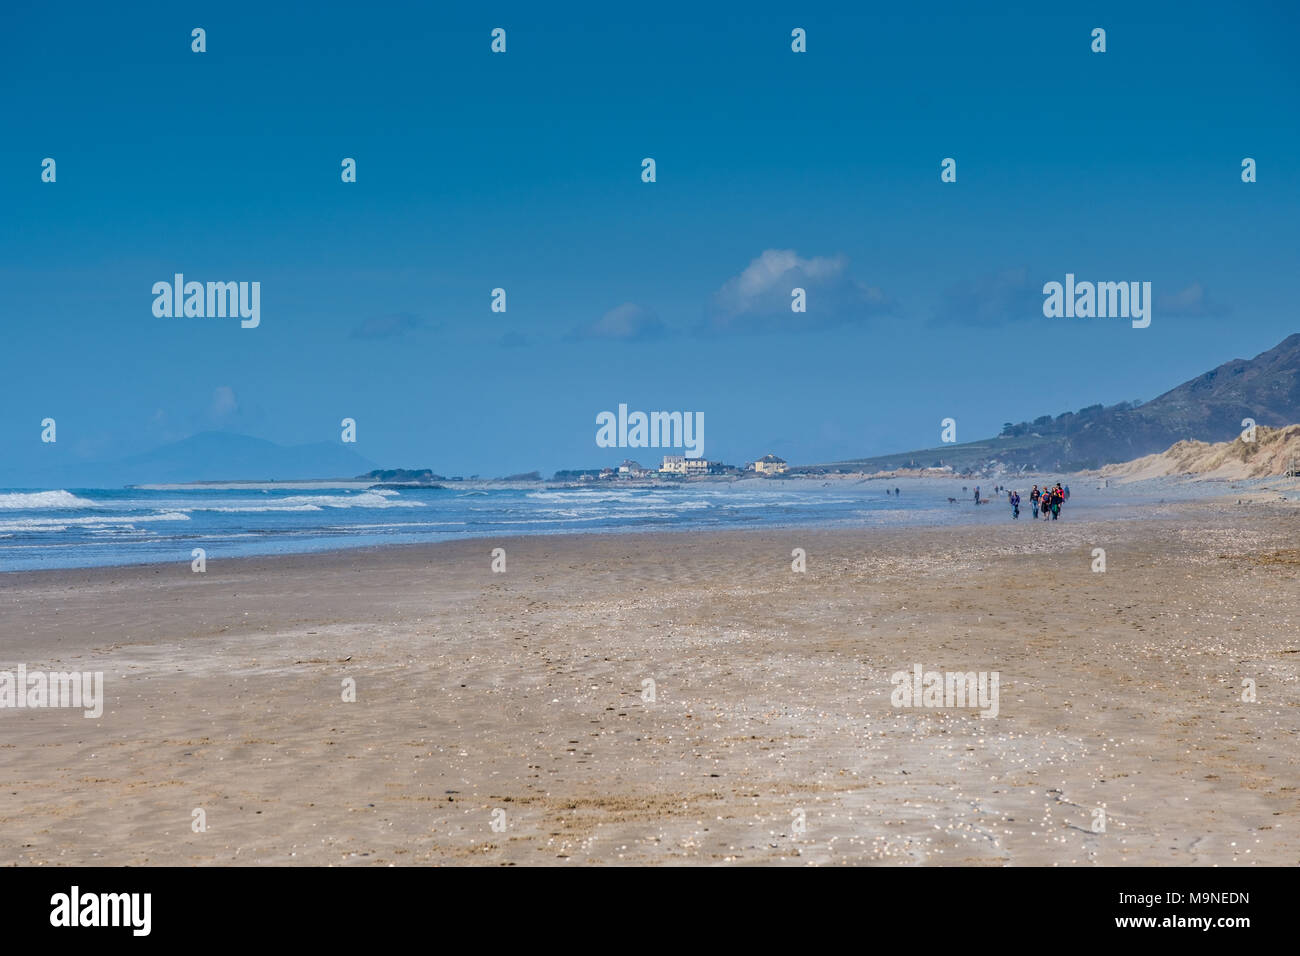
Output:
top-left (2, 0), bottom-right (1298, 480)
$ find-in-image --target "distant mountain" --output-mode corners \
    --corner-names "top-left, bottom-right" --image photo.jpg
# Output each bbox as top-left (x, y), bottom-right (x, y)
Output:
top-left (1131, 332), bottom-right (1300, 435)
top-left (5, 432), bottom-right (378, 487)
top-left (801, 333), bottom-right (1300, 475)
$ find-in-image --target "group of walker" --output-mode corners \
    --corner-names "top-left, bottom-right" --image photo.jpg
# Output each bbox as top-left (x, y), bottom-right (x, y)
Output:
top-left (1007, 482), bottom-right (1068, 520)
top-left (920, 480), bottom-right (1070, 520)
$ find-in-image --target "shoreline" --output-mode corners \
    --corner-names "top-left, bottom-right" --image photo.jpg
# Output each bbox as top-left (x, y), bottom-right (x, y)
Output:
top-left (1, 487), bottom-right (1283, 581)
top-left (7, 473), bottom-right (1298, 577)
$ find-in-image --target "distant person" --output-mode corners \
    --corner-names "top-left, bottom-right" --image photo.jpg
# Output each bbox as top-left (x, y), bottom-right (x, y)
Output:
top-left (974, 485), bottom-right (981, 505)
top-left (1029, 485), bottom-right (1040, 518)
top-left (1064, 484), bottom-right (1071, 501)
top-left (1050, 484), bottom-right (1063, 520)
top-left (1010, 491), bottom-right (1020, 520)
top-left (895, 487), bottom-right (900, 496)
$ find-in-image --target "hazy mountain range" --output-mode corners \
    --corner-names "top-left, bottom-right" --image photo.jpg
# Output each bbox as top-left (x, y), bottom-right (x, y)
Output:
top-left (799, 333), bottom-right (1300, 474)
top-left (1, 432), bottom-right (377, 488)
top-left (6, 334), bottom-right (1299, 487)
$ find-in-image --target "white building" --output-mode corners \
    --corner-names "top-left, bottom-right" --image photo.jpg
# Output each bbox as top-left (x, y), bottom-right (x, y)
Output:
top-left (752, 453), bottom-right (788, 475)
top-left (660, 455), bottom-right (710, 476)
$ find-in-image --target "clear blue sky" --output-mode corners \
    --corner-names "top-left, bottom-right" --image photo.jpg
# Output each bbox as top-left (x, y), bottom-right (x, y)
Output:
top-left (2, 0), bottom-right (1298, 478)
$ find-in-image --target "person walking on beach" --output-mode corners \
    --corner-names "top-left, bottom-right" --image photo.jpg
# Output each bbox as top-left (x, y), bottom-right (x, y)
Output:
top-left (895, 487), bottom-right (900, 497)
top-left (1010, 490), bottom-right (1020, 519)
top-left (974, 485), bottom-right (981, 505)
top-left (1029, 485), bottom-right (1040, 518)
top-left (1064, 484), bottom-right (1071, 501)
top-left (1050, 484), bottom-right (1063, 520)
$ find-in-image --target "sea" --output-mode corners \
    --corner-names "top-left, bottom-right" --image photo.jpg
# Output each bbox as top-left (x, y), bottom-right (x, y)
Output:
top-left (0, 476), bottom-right (1257, 572)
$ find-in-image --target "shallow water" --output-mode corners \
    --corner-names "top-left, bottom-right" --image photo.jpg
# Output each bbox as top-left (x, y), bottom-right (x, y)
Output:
top-left (0, 475), bottom-right (1262, 571)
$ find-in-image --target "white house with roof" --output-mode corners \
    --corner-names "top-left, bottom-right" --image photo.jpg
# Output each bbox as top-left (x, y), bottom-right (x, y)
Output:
top-left (752, 453), bottom-right (788, 475)
top-left (660, 455), bottom-right (710, 476)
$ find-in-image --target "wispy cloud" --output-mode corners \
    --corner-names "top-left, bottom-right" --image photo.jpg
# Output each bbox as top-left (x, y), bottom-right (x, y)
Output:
top-left (929, 267), bottom-right (1039, 326)
top-left (210, 385), bottom-right (239, 422)
top-left (1156, 282), bottom-right (1229, 318)
top-left (350, 312), bottom-right (429, 339)
top-left (705, 249), bottom-right (893, 333)
top-left (498, 330), bottom-right (535, 348)
top-left (148, 385), bottom-right (261, 444)
top-left (569, 303), bottom-right (666, 341)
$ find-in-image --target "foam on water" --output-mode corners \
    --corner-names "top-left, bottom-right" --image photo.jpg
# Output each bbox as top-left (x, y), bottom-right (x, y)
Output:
top-left (0, 490), bottom-right (99, 510)
top-left (0, 477), bottom-right (1239, 572)
top-left (192, 491), bottom-right (425, 512)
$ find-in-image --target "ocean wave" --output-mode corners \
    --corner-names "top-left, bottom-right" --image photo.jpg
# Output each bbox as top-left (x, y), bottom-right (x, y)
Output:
top-left (526, 490), bottom-right (647, 503)
top-left (0, 511), bottom-right (192, 533)
top-left (0, 490), bottom-right (99, 510)
top-left (194, 491), bottom-right (423, 513)
top-left (200, 504), bottom-right (325, 513)
top-left (340, 521), bottom-right (468, 530)
top-left (494, 511), bottom-right (685, 526)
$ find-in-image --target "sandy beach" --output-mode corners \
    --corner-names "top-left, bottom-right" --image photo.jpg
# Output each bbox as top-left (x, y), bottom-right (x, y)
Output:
top-left (2, 496), bottom-right (1298, 866)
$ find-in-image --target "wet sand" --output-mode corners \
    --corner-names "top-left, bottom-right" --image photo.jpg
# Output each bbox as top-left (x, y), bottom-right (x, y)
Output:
top-left (1, 499), bottom-right (1298, 865)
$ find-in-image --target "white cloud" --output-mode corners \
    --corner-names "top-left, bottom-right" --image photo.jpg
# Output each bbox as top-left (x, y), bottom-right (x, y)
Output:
top-left (708, 249), bottom-right (892, 332)
top-left (210, 386), bottom-right (239, 420)
top-left (571, 303), bottom-right (666, 341)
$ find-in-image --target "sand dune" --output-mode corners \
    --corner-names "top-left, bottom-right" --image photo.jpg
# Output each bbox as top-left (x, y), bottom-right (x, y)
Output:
top-left (1101, 425), bottom-right (1300, 481)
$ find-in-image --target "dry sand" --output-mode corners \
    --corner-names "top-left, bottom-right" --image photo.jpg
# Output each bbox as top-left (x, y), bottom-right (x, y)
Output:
top-left (1, 499), bottom-right (1298, 866)
top-left (1101, 425), bottom-right (1300, 482)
